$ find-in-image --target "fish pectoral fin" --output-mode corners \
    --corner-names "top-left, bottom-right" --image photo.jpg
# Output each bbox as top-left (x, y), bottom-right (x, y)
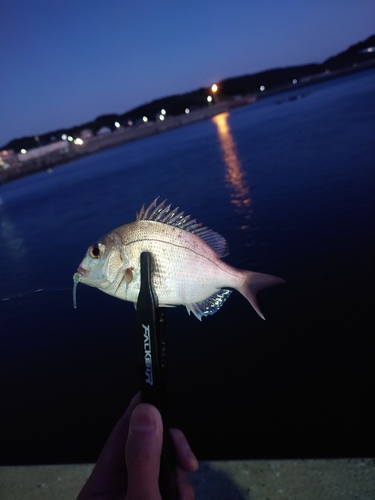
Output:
top-left (114, 267), bottom-right (134, 296)
top-left (186, 289), bottom-right (232, 321)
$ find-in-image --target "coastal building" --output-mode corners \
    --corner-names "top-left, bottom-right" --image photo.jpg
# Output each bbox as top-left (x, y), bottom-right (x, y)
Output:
top-left (96, 126), bottom-right (111, 135)
top-left (17, 141), bottom-right (69, 162)
top-left (0, 149), bottom-right (17, 166)
top-left (0, 158), bottom-right (11, 170)
top-left (80, 129), bottom-right (94, 140)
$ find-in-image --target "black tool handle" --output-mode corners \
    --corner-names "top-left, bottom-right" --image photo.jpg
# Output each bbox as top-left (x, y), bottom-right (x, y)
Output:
top-left (137, 252), bottom-right (159, 406)
top-left (136, 252), bottom-right (178, 500)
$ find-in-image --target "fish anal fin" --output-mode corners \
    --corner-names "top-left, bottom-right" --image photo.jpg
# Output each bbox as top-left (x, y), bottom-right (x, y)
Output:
top-left (186, 289), bottom-right (232, 320)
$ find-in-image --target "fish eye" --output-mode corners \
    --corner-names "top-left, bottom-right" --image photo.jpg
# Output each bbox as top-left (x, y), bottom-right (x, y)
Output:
top-left (89, 242), bottom-right (105, 259)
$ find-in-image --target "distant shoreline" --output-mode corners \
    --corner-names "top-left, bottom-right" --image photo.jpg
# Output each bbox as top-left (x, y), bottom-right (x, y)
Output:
top-left (1, 60), bottom-right (374, 187)
top-left (0, 101), bottom-right (233, 185)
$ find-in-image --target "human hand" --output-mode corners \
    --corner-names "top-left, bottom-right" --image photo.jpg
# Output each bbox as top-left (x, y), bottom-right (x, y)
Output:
top-left (77, 393), bottom-right (198, 500)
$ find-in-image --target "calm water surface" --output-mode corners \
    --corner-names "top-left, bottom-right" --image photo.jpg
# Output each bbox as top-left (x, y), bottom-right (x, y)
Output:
top-left (0, 69), bottom-right (374, 463)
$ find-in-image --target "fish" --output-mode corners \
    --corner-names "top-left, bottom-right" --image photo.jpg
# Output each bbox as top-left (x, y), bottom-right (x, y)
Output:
top-left (73, 199), bottom-right (284, 320)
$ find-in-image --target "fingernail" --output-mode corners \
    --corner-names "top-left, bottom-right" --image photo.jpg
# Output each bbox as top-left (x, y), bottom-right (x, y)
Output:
top-left (130, 405), bottom-right (157, 432)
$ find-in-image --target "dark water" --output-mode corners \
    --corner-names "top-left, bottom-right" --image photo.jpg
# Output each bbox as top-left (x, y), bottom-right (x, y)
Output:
top-left (0, 69), bottom-right (374, 464)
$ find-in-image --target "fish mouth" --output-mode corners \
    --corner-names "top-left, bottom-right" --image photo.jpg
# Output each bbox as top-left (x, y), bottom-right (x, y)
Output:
top-left (77, 265), bottom-right (89, 277)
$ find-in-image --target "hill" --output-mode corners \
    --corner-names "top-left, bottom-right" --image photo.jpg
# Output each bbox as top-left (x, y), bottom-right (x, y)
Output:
top-left (2, 34), bottom-right (375, 153)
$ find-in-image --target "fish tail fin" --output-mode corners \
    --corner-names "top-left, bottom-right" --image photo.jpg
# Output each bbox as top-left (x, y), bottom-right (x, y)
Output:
top-left (239, 271), bottom-right (285, 320)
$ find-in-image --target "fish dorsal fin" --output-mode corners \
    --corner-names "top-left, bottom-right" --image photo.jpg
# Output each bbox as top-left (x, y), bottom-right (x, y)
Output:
top-left (137, 198), bottom-right (229, 258)
top-left (186, 289), bottom-right (232, 321)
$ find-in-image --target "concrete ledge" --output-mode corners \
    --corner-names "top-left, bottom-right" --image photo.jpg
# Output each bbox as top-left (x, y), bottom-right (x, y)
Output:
top-left (0, 458), bottom-right (374, 499)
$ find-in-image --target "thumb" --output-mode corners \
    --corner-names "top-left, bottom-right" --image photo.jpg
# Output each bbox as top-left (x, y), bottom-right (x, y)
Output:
top-left (125, 403), bottom-right (163, 500)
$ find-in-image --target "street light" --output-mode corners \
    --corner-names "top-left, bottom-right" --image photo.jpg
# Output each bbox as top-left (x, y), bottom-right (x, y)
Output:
top-left (209, 83), bottom-right (219, 104)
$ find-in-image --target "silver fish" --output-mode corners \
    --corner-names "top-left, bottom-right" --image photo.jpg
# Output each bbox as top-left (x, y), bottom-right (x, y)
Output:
top-left (74, 199), bottom-right (284, 320)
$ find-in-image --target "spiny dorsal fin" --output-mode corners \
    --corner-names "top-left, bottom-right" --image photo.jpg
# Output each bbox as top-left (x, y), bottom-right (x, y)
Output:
top-left (136, 198), bottom-right (229, 258)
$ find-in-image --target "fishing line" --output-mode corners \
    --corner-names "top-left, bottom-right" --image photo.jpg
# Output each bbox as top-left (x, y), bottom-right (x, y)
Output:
top-left (0, 286), bottom-right (72, 302)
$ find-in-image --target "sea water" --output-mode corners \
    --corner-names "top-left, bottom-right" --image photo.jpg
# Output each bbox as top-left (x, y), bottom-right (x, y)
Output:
top-left (0, 68), bottom-right (374, 463)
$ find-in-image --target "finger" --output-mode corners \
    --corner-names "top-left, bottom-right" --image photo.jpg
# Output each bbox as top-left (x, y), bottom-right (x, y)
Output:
top-left (176, 468), bottom-right (195, 500)
top-left (170, 428), bottom-right (199, 472)
top-left (94, 392), bottom-right (142, 472)
top-left (125, 403), bottom-right (163, 499)
top-left (77, 392), bottom-right (141, 500)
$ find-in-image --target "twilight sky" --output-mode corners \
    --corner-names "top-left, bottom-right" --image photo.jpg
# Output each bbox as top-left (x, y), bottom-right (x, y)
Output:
top-left (1, 0), bottom-right (374, 146)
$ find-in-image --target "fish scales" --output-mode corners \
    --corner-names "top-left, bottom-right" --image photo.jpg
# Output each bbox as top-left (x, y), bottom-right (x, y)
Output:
top-left (116, 220), bottom-right (244, 305)
top-left (74, 199), bottom-right (284, 320)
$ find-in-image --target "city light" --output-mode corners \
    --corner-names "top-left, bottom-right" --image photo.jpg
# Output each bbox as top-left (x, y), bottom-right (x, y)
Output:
top-left (260, 85), bottom-right (265, 92)
top-left (211, 84), bottom-right (218, 93)
top-left (159, 114), bottom-right (165, 121)
top-left (142, 116), bottom-right (148, 123)
top-left (292, 79), bottom-right (298, 84)
top-left (74, 138), bottom-right (84, 145)
top-left (61, 134), bottom-right (67, 140)
top-left (68, 136), bottom-right (73, 142)
top-left (114, 121), bottom-right (120, 128)
top-left (207, 95), bottom-right (213, 103)
top-left (20, 149), bottom-right (27, 154)
top-left (185, 108), bottom-right (190, 114)
top-left (127, 120), bottom-right (133, 126)
top-left (161, 109), bottom-right (166, 115)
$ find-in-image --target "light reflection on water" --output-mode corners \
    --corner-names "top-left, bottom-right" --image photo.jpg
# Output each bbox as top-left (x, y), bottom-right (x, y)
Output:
top-left (211, 112), bottom-right (251, 225)
top-left (0, 209), bottom-right (26, 262)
